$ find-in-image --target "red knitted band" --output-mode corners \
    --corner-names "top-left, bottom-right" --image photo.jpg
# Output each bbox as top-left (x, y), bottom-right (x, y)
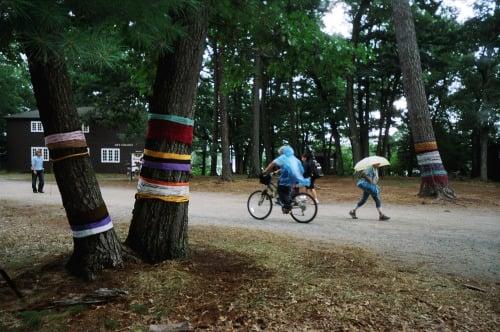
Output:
top-left (146, 120), bottom-right (193, 145)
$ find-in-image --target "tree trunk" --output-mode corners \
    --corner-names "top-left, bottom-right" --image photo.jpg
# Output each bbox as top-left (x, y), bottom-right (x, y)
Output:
top-left (391, 0), bottom-right (454, 198)
top-left (219, 56), bottom-right (231, 181)
top-left (249, 53), bottom-right (262, 177)
top-left (210, 40), bottom-right (219, 176)
top-left (25, 49), bottom-right (122, 280)
top-left (201, 137), bottom-right (207, 175)
top-left (262, 78), bottom-right (273, 165)
top-left (479, 127), bottom-right (488, 181)
top-left (331, 120), bottom-right (344, 175)
top-left (212, 38), bottom-right (231, 181)
top-left (471, 129), bottom-right (480, 177)
top-left (126, 6), bottom-right (208, 262)
top-left (360, 78), bottom-right (370, 157)
top-left (345, 0), bottom-right (370, 164)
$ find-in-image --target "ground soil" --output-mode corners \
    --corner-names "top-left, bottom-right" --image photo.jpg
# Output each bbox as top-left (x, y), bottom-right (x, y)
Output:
top-left (0, 175), bottom-right (499, 331)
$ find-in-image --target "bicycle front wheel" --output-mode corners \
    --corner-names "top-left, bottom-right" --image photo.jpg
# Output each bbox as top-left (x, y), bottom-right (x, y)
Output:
top-left (290, 192), bottom-right (318, 223)
top-left (247, 190), bottom-right (273, 220)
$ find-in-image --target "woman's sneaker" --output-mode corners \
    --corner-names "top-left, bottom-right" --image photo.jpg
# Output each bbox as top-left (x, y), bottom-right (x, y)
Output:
top-left (349, 210), bottom-right (358, 219)
top-left (379, 214), bottom-right (390, 221)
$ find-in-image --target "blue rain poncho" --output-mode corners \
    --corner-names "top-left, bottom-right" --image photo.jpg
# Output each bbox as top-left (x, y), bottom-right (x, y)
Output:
top-left (273, 146), bottom-right (311, 187)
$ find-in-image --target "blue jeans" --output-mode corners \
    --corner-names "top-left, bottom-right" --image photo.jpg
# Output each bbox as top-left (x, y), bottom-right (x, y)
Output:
top-left (32, 170), bottom-right (44, 192)
top-left (356, 181), bottom-right (381, 208)
top-left (278, 185), bottom-right (292, 211)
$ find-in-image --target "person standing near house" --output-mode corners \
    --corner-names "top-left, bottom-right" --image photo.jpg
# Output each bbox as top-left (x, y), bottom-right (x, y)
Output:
top-left (31, 149), bottom-right (44, 193)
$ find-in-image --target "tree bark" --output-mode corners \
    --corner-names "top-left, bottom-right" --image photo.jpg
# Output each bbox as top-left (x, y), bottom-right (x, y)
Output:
top-left (25, 49), bottom-right (122, 280)
top-left (126, 6), bottom-right (208, 262)
top-left (218, 47), bottom-right (231, 181)
top-left (212, 37), bottom-right (231, 180)
top-left (210, 40), bottom-right (219, 176)
top-left (249, 52), bottom-right (262, 177)
top-left (331, 120), bottom-right (344, 175)
top-left (262, 78), bottom-right (273, 165)
top-left (346, 0), bottom-right (370, 164)
top-left (471, 129), bottom-right (480, 178)
top-left (479, 127), bottom-right (488, 181)
top-left (391, 0), bottom-right (455, 198)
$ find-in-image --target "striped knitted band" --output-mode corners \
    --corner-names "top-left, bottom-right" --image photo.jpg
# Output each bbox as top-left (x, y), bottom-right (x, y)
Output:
top-left (421, 174), bottom-right (448, 186)
top-left (414, 141), bottom-right (438, 154)
top-left (45, 130), bottom-right (86, 146)
top-left (146, 120), bottom-right (193, 145)
top-left (137, 178), bottom-right (189, 196)
top-left (148, 113), bottom-right (194, 126)
top-left (142, 160), bottom-right (191, 172)
top-left (143, 155), bottom-right (191, 164)
top-left (143, 149), bottom-right (191, 161)
top-left (136, 192), bottom-right (189, 203)
top-left (139, 176), bottom-right (189, 186)
top-left (416, 151), bottom-right (443, 165)
top-left (47, 139), bottom-right (88, 150)
top-left (70, 215), bottom-right (113, 238)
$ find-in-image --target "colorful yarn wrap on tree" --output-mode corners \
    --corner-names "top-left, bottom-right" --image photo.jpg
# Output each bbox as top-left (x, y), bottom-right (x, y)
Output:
top-left (67, 205), bottom-right (113, 238)
top-left (45, 130), bottom-right (89, 162)
top-left (414, 141), bottom-right (438, 154)
top-left (414, 141), bottom-right (448, 186)
top-left (45, 130), bottom-right (87, 148)
top-left (138, 113), bottom-right (193, 204)
top-left (146, 120), bottom-right (193, 145)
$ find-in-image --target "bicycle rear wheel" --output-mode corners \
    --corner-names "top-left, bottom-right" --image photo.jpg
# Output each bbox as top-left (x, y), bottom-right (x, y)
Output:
top-left (290, 192), bottom-right (318, 223)
top-left (247, 190), bottom-right (273, 220)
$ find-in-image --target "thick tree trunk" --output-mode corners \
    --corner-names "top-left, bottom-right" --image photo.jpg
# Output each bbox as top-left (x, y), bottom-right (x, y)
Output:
top-left (25, 49), bottom-right (122, 280)
top-left (249, 53), bottom-right (262, 177)
top-left (391, 0), bottom-right (454, 198)
top-left (126, 6), bottom-right (208, 262)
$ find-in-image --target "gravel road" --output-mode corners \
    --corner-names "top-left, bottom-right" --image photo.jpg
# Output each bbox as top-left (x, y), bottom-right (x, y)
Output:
top-left (1, 179), bottom-right (499, 281)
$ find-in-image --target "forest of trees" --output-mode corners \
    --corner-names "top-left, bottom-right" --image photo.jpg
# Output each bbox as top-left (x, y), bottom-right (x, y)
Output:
top-left (1, 0), bottom-right (498, 180)
top-left (0, 0), bottom-right (498, 276)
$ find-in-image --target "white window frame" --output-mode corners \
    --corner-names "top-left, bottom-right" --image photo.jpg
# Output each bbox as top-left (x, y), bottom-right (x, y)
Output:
top-left (101, 148), bottom-right (120, 163)
top-left (31, 147), bottom-right (49, 161)
top-left (82, 124), bottom-right (90, 133)
top-left (30, 121), bottom-right (44, 133)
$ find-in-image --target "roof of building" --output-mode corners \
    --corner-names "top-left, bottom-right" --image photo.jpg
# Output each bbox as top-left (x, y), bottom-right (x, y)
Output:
top-left (5, 107), bottom-right (94, 119)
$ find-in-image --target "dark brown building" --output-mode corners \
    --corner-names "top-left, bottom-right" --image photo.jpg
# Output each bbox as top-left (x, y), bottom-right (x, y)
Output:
top-left (5, 107), bottom-right (143, 173)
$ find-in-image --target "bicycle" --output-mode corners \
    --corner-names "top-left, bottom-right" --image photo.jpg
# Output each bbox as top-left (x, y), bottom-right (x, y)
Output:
top-left (247, 172), bottom-right (318, 223)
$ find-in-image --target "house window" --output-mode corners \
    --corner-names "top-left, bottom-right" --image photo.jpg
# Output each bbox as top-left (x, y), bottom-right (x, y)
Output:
top-left (30, 121), bottom-right (44, 133)
top-left (31, 147), bottom-right (49, 161)
top-left (101, 148), bottom-right (120, 163)
top-left (82, 124), bottom-right (89, 133)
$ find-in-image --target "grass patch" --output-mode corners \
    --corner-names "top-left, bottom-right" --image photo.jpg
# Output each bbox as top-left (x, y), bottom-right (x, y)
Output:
top-left (0, 222), bottom-right (498, 331)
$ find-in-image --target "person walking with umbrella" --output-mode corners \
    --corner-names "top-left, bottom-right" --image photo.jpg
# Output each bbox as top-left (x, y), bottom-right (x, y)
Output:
top-left (349, 156), bottom-right (390, 221)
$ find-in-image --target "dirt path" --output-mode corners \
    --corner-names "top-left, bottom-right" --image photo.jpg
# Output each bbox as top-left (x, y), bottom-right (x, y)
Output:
top-left (1, 179), bottom-right (499, 281)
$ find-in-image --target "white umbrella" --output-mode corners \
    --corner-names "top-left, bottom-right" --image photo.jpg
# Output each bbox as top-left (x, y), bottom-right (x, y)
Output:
top-left (354, 156), bottom-right (390, 172)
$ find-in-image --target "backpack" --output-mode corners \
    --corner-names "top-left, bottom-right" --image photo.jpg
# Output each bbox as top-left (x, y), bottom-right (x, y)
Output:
top-left (311, 159), bottom-right (323, 178)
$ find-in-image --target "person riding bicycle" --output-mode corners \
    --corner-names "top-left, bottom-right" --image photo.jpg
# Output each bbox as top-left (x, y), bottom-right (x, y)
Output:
top-left (262, 145), bottom-right (311, 214)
